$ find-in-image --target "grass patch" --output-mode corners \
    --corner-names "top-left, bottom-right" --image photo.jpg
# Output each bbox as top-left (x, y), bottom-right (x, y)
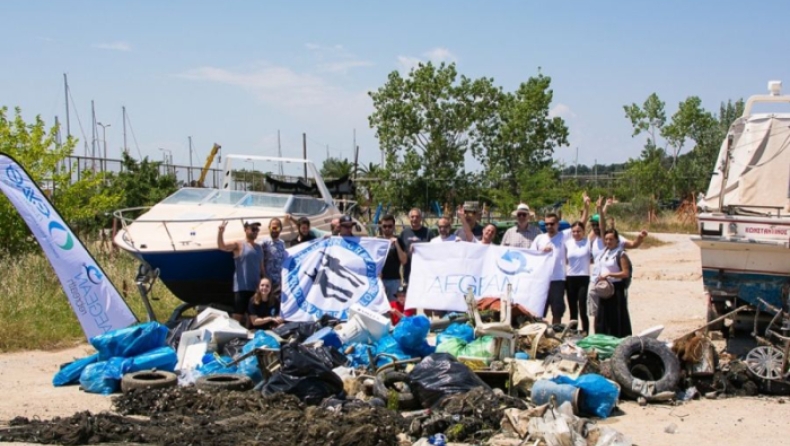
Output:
top-left (0, 248), bottom-right (182, 352)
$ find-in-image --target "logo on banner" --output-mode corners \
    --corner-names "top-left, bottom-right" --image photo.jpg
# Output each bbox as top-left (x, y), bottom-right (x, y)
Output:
top-left (85, 265), bottom-right (104, 285)
top-left (285, 237), bottom-right (380, 318)
top-left (4, 164), bottom-right (74, 253)
top-left (497, 250), bottom-right (531, 275)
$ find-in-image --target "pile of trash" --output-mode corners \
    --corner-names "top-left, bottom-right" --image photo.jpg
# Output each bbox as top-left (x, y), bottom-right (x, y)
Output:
top-left (12, 294), bottom-right (790, 445)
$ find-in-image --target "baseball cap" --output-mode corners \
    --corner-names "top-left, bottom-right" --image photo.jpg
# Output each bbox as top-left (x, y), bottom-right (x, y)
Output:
top-left (463, 201), bottom-right (480, 213)
top-left (339, 215), bottom-right (355, 226)
top-left (590, 214), bottom-right (600, 223)
top-left (512, 203), bottom-right (532, 217)
top-left (243, 221), bottom-right (261, 228)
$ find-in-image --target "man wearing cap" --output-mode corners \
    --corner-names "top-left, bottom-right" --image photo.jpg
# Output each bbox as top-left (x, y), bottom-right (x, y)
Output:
top-left (501, 203), bottom-right (541, 249)
top-left (261, 218), bottom-right (286, 305)
top-left (337, 214), bottom-right (357, 237)
top-left (454, 202), bottom-right (484, 242)
top-left (218, 220), bottom-right (264, 323)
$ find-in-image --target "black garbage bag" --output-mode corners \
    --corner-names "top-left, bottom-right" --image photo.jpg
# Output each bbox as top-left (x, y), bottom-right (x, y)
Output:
top-left (407, 353), bottom-right (491, 408)
top-left (273, 321), bottom-right (320, 342)
top-left (165, 318), bottom-right (194, 350)
top-left (262, 343), bottom-right (345, 405)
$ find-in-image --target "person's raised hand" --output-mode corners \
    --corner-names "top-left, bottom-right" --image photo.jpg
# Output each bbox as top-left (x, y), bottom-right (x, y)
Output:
top-left (219, 221), bottom-right (228, 232)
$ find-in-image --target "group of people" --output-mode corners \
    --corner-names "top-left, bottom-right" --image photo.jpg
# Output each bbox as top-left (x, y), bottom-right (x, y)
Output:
top-left (372, 193), bottom-right (646, 337)
top-left (217, 192), bottom-right (646, 338)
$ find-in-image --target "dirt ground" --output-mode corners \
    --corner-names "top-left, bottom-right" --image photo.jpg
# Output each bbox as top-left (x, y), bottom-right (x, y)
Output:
top-left (1, 233), bottom-right (789, 445)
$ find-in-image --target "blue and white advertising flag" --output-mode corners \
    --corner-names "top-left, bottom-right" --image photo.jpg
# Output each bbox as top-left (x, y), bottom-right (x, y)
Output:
top-left (0, 154), bottom-right (137, 339)
top-left (406, 242), bottom-right (553, 316)
top-left (280, 236), bottom-right (391, 321)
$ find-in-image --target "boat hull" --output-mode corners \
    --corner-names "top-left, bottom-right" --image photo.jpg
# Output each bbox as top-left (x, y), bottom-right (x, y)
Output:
top-left (137, 248), bottom-right (236, 307)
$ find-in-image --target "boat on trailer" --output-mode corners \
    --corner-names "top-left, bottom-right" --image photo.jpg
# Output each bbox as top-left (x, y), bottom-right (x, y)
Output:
top-left (113, 154), bottom-right (362, 315)
top-left (694, 81), bottom-right (790, 339)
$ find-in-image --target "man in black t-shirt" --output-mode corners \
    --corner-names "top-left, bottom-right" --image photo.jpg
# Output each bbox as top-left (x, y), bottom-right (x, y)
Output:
top-left (378, 214), bottom-right (406, 302)
top-left (286, 215), bottom-right (317, 247)
top-left (398, 208), bottom-right (433, 284)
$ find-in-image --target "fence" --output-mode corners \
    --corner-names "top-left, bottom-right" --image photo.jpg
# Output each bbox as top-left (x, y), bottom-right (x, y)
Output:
top-left (59, 155), bottom-right (224, 188)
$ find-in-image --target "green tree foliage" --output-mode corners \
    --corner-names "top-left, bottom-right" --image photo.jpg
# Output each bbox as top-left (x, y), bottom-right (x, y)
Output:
top-left (368, 62), bottom-right (501, 210)
top-left (320, 157), bottom-right (354, 179)
top-left (0, 107), bottom-right (122, 254)
top-left (106, 152), bottom-right (178, 210)
top-left (475, 73), bottom-right (569, 198)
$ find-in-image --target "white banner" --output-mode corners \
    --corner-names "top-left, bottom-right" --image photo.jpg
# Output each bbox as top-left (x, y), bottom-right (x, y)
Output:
top-left (280, 236), bottom-right (391, 321)
top-left (0, 154), bottom-right (137, 340)
top-left (406, 242), bottom-right (553, 315)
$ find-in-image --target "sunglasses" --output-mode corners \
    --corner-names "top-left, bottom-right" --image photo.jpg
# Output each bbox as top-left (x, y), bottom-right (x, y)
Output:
top-left (517, 213), bottom-right (528, 217)
top-left (438, 225), bottom-right (451, 229)
top-left (381, 224), bottom-right (394, 229)
top-left (545, 222), bottom-right (557, 226)
top-left (250, 227), bottom-right (260, 232)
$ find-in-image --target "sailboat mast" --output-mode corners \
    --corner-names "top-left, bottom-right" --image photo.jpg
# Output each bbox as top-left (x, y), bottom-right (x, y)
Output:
top-left (63, 73), bottom-right (71, 139)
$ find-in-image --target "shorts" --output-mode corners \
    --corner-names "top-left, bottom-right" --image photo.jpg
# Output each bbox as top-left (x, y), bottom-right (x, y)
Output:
top-left (234, 290), bottom-right (255, 315)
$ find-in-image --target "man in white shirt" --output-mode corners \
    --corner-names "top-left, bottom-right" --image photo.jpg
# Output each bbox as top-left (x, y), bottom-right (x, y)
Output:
top-left (430, 217), bottom-right (457, 243)
top-left (532, 195), bottom-right (590, 325)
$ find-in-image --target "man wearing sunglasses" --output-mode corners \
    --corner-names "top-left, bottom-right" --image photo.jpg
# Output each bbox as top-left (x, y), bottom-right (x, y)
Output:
top-left (502, 203), bottom-right (541, 248)
top-left (218, 220), bottom-right (264, 324)
top-left (532, 193), bottom-right (590, 325)
top-left (378, 214), bottom-right (407, 301)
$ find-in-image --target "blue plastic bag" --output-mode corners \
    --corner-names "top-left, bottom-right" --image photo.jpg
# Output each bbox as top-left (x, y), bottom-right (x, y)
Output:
top-left (303, 327), bottom-right (342, 349)
top-left (375, 335), bottom-right (409, 367)
top-left (552, 374), bottom-right (620, 419)
top-left (53, 353), bottom-right (99, 387)
top-left (238, 331), bottom-right (280, 383)
top-left (436, 323), bottom-right (475, 345)
top-left (121, 346), bottom-right (178, 375)
top-left (79, 359), bottom-right (123, 395)
top-left (90, 322), bottom-right (169, 360)
top-left (392, 315), bottom-right (430, 351)
top-left (344, 342), bottom-right (374, 368)
top-left (404, 340), bottom-right (436, 358)
top-left (196, 355), bottom-right (239, 376)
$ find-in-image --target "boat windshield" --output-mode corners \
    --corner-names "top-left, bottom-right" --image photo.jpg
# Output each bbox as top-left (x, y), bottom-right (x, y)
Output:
top-left (160, 188), bottom-right (216, 205)
top-left (160, 188), bottom-right (294, 210)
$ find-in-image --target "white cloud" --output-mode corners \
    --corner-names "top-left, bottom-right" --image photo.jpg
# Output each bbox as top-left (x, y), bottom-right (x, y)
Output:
top-left (178, 62), bottom-right (371, 119)
top-left (304, 43), bottom-right (372, 74)
top-left (92, 41), bottom-right (132, 52)
top-left (550, 103), bottom-right (576, 119)
top-left (397, 47), bottom-right (458, 72)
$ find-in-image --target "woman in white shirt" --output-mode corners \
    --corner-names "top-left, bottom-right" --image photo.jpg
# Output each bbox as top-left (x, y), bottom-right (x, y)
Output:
top-left (565, 221), bottom-right (591, 334)
top-left (593, 229), bottom-right (632, 337)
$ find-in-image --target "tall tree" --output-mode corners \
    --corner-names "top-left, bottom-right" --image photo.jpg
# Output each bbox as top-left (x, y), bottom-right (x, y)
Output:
top-left (320, 157), bottom-right (354, 180)
top-left (0, 107), bottom-right (122, 254)
top-left (368, 62), bottom-right (500, 210)
top-left (474, 73), bottom-right (569, 198)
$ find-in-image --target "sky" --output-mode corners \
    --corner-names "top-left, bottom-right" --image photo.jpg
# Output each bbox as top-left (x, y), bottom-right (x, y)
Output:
top-left (1, 0), bottom-right (789, 174)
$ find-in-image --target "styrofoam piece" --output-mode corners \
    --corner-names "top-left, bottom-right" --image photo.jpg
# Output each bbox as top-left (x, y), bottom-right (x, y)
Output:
top-left (176, 329), bottom-right (211, 371)
top-left (193, 307), bottom-right (231, 328)
top-left (638, 325), bottom-right (664, 339)
top-left (348, 303), bottom-right (391, 341)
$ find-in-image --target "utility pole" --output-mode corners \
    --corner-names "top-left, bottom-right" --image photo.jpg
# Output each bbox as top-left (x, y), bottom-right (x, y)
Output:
top-left (302, 133), bottom-right (308, 180)
top-left (188, 136), bottom-right (193, 184)
top-left (91, 100), bottom-right (97, 170)
top-left (97, 122), bottom-right (110, 175)
top-left (277, 130), bottom-right (284, 176)
top-left (63, 73), bottom-right (70, 139)
top-left (122, 106), bottom-right (128, 155)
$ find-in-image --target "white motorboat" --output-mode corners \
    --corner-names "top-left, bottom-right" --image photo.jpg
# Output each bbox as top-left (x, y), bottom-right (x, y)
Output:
top-left (113, 154), bottom-right (362, 309)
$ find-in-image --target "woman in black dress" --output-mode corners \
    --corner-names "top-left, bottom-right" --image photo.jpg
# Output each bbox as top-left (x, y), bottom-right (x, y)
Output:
top-left (593, 229), bottom-right (632, 337)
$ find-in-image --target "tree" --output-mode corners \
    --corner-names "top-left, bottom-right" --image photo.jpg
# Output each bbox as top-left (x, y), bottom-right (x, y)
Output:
top-left (320, 157), bottom-right (354, 180)
top-left (105, 152), bottom-right (179, 210)
top-left (368, 62), bottom-right (500, 210)
top-left (475, 73), bottom-right (569, 198)
top-left (0, 107), bottom-right (122, 255)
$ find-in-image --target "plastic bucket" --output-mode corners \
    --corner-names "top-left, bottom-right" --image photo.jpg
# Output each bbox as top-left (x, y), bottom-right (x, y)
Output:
top-left (530, 379), bottom-right (580, 414)
top-left (336, 315), bottom-right (371, 345)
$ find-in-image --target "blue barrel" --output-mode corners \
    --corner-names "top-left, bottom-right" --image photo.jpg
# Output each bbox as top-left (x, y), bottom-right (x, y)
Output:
top-left (531, 379), bottom-right (580, 414)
